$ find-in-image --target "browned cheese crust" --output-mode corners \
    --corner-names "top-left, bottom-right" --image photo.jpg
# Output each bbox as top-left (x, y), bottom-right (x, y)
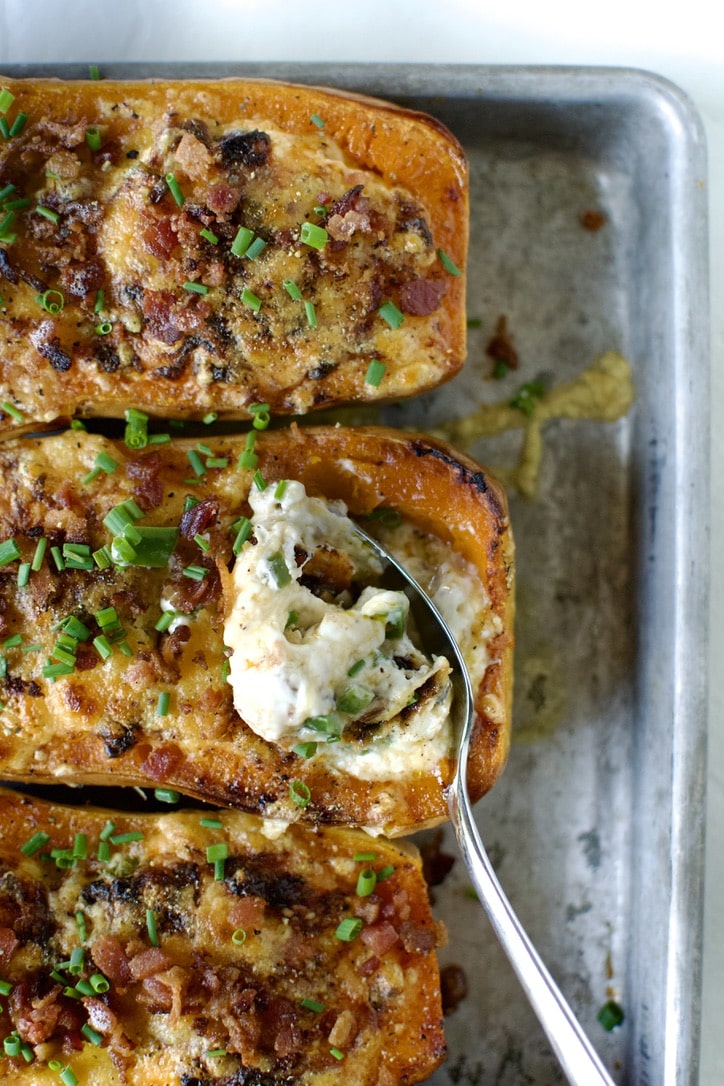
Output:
top-left (0, 76), bottom-right (468, 437)
top-left (0, 787), bottom-right (446, 1085)
top-left (0, 425), bottom-right (514, 835)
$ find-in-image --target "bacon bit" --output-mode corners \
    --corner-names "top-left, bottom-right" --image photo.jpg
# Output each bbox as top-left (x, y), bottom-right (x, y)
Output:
top-left (159, 625), bottom-right (191, 665)
top-left (139, 742), bottom-right (184, 783)
top-left (269, 997), bottom-right (302, 1058)
top-left (127, 451), bottom-right (165, 511)
top-left (128, 946), bottom-right (173, 981)
top-left (580, 209), bottom-right (607, 231)
top-left (206, 182), bottom-right (241, 217)
top-left (90, 935), bottom-right (133, 988)
top-left (35, 117), bottom-right (88, 149)
top-left (0, 926), bottom-right (18, 962)
top-left (59, 257), bottom-right (105, 298)
top-left (328, 1009), bottom-right (357, 1048)
top-left (174, 132), bottom-right (214, 180)
top-left (358, 954), bottom-right (380, 977)
top-left (399, 277), bottom-right (446, 317)
top-left (228, 896), bottom-right (266, 930)
top-left (440, 964), bottom-right (469, 1015)
top-left (142, 290), bottom-right (182, 345)
top-left (143, 216), bottom-right (178, 261)
top-left (83, 996), bottom-right (118, 1035)
top-left (9, 981), bottom-right (62, 1045)
top-left (486, 315), bottom-right (519, 372)
top-left (179, 495), bottom-right (219, 540)
top-left (360, 921), bottom-right (399, 957)
top-left (204, 261), bottom-right (226, 287)
top-left (397, 920), bottom-right (437, 954)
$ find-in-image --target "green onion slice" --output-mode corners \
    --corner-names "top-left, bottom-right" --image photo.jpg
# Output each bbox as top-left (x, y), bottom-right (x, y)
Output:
top-left (364, 359), bottom-right (386, 387)
top-left (356, 867), bottom-right (377, 897)
top-left (334, 917), bottom-right (363, 941)
top-left (165, 172), bottom-right (184, 206)
top-left (290, 780), bottom-right (312, 808)
top-left (437, 248), bottom-right (462, 276)
top-left (266, 550), bottom-right (291, 588)
top-left (378, 300), bottom-right (404, 329)
top-left (300, 221), bottom-right (328, 249)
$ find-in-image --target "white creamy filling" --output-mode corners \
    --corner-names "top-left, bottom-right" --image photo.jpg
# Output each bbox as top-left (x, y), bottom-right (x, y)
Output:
top-left (224, 481), bottom-right (452, 779)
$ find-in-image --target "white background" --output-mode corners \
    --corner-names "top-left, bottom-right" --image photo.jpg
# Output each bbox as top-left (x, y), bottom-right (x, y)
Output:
top-left (0, 2), bottom-right (720, 1081)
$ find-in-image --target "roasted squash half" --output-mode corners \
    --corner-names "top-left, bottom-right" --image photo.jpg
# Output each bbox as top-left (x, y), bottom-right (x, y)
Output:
top-left (0, 75), bottom-right (468, 438)
top-left (0, 425), bottom-right (513, 835)
top-left (0, 787), bottom-right (446, 1085)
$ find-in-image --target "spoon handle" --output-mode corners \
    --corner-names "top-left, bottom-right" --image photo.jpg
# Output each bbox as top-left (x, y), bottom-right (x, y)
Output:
top-left (447, 783), bottom-right (617, 1086)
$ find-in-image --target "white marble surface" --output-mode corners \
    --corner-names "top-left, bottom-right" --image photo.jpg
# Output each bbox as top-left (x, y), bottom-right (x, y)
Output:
top-left (0, 2), bottom-right (720, 1081)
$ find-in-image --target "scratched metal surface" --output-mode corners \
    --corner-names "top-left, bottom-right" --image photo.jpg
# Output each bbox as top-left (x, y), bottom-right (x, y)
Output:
top-left (2, 64), bottom-right (710, 1086)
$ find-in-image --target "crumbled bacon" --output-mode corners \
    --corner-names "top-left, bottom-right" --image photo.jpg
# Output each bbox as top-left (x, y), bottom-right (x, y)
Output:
top-left (142, 290), bottom-right (183, 345)
top-left (174, 132), bottom-right (213, 180)
top-left (399, 277), bottom-right (446, 317)
top-left (142, 216), bottom-right (178, 260)
top-left (0, 926), bottom-right (18, 962)
top-left (58, 257), bottom-right (105, 298)
top-left (179, 495), bottom-right (219, 540)
top-left (206, 182), bottom-right (241, 217)
top-left (360, 921), bottom-right (399, 957)
top-left (127, 451), bottom-right (165, 511)
top-left (9, 981), bottom-right (62, 1045)
top-left (128, 946), bottom-right (173, 980)
top-left (90, 935), bottom-right (132, 988)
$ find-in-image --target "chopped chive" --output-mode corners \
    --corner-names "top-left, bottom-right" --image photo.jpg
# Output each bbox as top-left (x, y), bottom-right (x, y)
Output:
top-left (347, 659), bottom-right (366, 678)
top-left (200, 227), bottom-right (219, 244)
top-left (437, 248), bottom-right (462, 276)
top-left (0, 182), bottom-right (14, 201)
top-left (31, 537), bottom-right (47, 571)
top-left (205, 457), bottom-right (229, 469)
top-left (0, 979), bottom-right (13, 996)
top-left (292, 742), bottom-right (317, 759)
top-left (200, 817), bottom-right (223, 828)
top-left (274, 479), bottom-right (288, 500)
top-left (69, 946), bottom-right (85, 974)
top-left (202, 411), bottom-right (218, 423)
top-left (231, 928), bottom-right (247, 945)
top-left (289, 779), bottom-right (311, 808)
top-left (378, 300), bottom-right (404, 329)
top-left (21, 642), bottom-right (41, 653)
top-left (0, 88), bottom-right (15, 113)
top-left (95, 321), bottom-right (113, 335)
top-left (154, 611), bottom-right (176, 633)
top-left (97, 841), bottom-right (111, 863)
top-left (90, 973), bottom-right (109, 993)
top-left (206, 842), bottom-right (228, 862)
top-left (283, 279), bottom-right (302, 300)
top-left (0, 118), bottom-right (10, 141)
top-left (36, 288), bottom-right (64, 314)
top-left (285, 610), bottom-right (299, 630)
top-left (16, 562), bottom-right (30, 587)
top-left (73, 833), bottom-right (88, 860)
top-left (250, 405), bottom-right (271, 430)
top-left (182, 564), bottom-right (208, 581)
top-left (187, 448), bottom-right (206, 477)
top-left (154, 788), bottom-right (179, 803)
top-left (334, 917), bottom-right (363, 941)
top-left (214, 857), bottom-right (226, 881)
top-left (2, 196), bottom-right (29, 211)
top-left (300, 997), bottom-right (325, 1012)
top-left (267, 550), bottom-right (291, 588)
top-left (597, 999), bottom-right (625, 1032)
top-left (233, 516), bottom-right (253, 551)
top-left (300, 221), bottom-right (328, 249)
top-left (376, 864), bottom-right (395, 881)
top-left (103, 498), bottom-right (143, 535)
top-left (76, 911), bottom-right (87, 942)
top-left (230, 226), bottom-right (254, 257)
top-left (330, 1047), bottom-right (345, 1061)
top-left (99, 820), bottom-right (115, 841)
top-left (197, 441), bottom-right (214, 456)
top-left (310, 113), bottom-right (325, 128)
top-left (304, 299), bottom-right (317, 327)
top-left (364, 359), bottom-right (386, 387)
top-left (0, 538), bottom-right (21, 566)
top-left (147, 432), bottom-right (171, 445)
top-left (241, 287), bottom-right (261, 312)
top-left (21, 830), bottom-right (50, 856)
top-left (156, 691), bottom-right (171, 716)
top-left (165, 172), bottom-right (184, 206)
top-left (245, 235), bottom-right (267, 261)
top-left (194, 533), bottom-right (211, 553)
top-left (93, 635), bottom-right (112, 661)
top-left (8, 112), bottom-right (28, 138)
top-left (85, 126), bottom-right (102, 151)
top-left (183, 280), bottom-right (209, 294)
top-left (252, 469), bottom-right (266, 491)
top-left (60, 1065), bottom-right (79, 1086)
top-left (1, 400), bottom-right (23, 421)
top-left (81, 1023), bottom-right (103, 1046)
top-left (70, 419), bottom-right (87, 430)
top-left (336, 684), bottom-right (374, 714)
top-left (3, 633), bottom-right (22, 648)
top-left (493, 359), bottom-right (510, 380)
top-left (205, 1049), bottom-right (227, 1058)
top-left (3, 1035), bottom-right (20, 1056)
top-left (94, 288), bottom-right (105, 313)
top-left (356, 867), bottom-right (377, 897)
top-left (95, 606), bottom-right (120, 629)
top-left (88, 64), bottom-right (101, 80)
top-left (96, 451), bottom-right (118, 474)
top-left (109, 831), bottom-right (144, 845)
top-left (61, 616), bottom-right (91, 641)
top-left (510, 379), bottom-right (546, 417)
top-left (303, 711), bottom-right (344, 736)
top-left (36, 204), bottom-right (60, 224)
top-left (0, 211), bottom-right (15, 239)
top-left (352, 851), bottom-right (378, 862)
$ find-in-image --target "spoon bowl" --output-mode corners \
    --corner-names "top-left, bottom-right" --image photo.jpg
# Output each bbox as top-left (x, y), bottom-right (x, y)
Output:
top-left (353, 522), bottom-right (617, 1086)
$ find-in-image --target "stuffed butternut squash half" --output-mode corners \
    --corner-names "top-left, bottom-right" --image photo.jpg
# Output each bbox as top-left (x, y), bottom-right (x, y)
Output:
top-left (0, 787), bottom-right (446, 1085)
top-left (0, 75), bottom-right (468, 439)
top-left (0, 425), bottom-right (514, 835)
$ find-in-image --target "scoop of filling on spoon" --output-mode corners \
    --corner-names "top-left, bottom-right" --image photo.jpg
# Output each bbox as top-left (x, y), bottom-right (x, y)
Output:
top-left (224, 479), bottom-right (453, 779)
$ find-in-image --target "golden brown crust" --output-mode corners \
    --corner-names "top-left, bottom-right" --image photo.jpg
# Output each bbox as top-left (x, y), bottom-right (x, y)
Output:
top-left (0, 787), bottom-right (445, 1084)
top-left (0, 75), bottom-right (468, 437)
top-left (0, 425), bottom-right (513, 834)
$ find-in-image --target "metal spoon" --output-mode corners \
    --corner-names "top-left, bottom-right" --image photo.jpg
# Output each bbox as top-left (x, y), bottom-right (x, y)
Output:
top-left (354, 524), bottom-right (616, 1086)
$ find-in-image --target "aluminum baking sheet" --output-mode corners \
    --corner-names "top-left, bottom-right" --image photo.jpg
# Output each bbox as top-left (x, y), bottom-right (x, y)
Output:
top-left (1, 63), bottom-right (710, 1085)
